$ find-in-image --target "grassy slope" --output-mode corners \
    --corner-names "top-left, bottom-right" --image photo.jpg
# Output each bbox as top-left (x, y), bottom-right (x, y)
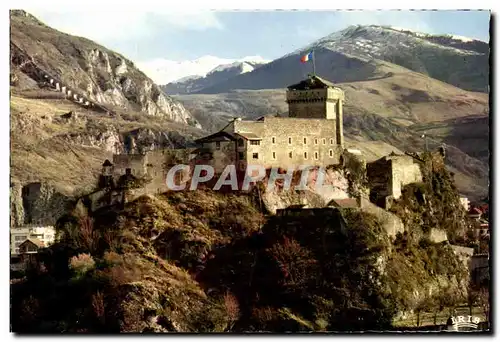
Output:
top-left (10, 89), bottom-right (204, 196)
top-left (11, 185), bottom-right (475, 332)
top-left (176, 62), bottom-right (488, 131)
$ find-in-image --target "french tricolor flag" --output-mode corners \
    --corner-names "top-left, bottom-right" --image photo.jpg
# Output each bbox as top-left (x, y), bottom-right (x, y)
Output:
top-left (300, 51), bottom-right (313, 63)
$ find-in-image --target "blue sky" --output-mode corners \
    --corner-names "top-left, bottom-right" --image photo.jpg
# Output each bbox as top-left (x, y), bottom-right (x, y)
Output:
top-left (28, 10), bottom-right (490, 61)
top-left (25, 9), bottom-right (491, 83)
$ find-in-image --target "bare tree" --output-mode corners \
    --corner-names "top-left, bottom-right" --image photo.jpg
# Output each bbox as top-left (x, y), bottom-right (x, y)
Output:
top-left (223, 291), bottom-right (240, 332)
top-left (477, 287), bottom-right (490, 324)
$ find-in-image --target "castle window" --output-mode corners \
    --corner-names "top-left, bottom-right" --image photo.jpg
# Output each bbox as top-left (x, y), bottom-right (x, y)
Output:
top-left (314, 152), bottom-right (319, 160)
top-left (272, 152), bottom-right (276, 160)
top-left (215, 141), bottom-right (221, 150)
top-left (289, 152), bottom-right (293, 158)
top-left (330, 138), bottom-right (334, 145)
top-left (303, 137), bottom-right (307, 144)
top-left (288, 137), bottom-right (292, 144)
top-left (329, 149), bottom-right (333, 157)
top-left (238, 139), bottom-right (244, 147)
top-left (250, 140), bottom-right (260, 146)
top-left (314, 138), bottom-right (318, 145)
top-left (323, 138), bottom-right (326, 145)
top-left (272, 137), bottom-right (276, 144)
top-left (238, 152), bottom-right (244, 159)
top-left (253, 153), bottom-right (259, 159)
top-left (304, 152), bottom-right (308, 159)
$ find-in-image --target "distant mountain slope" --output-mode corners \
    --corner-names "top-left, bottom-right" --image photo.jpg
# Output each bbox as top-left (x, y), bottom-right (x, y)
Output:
top-left (195, 25), bottom-right (489, 94)
top-left (10, 10), bottom-right (200, 128)
top-left (138, 55), bottom-right (269, 85)
top-left (175, 63), bottom-right (488, 132)
top-left (410, 115), bottom-right (490, 165)
top-left (162, 60), bottom-right (268, 95)
top-left (173, 68), bottom-right (489, 200)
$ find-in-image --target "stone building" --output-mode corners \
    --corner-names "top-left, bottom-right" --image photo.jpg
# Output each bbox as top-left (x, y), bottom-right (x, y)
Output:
top-left (194, 75), bottom-right (345, 173)
top-left (366, 153), bottom-right (423, 209)
top-left (109, 148), bottom-right (195, 194)
top-left (470, 254), bottom-right (489, 286)
top-left (459, 196), bottom-right (470, 211)
top-left (10, 225), bottom-right (55, 255)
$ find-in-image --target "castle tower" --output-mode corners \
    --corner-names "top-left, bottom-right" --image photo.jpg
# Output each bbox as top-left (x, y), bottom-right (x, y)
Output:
top-left (286, 75), bottom-right (344, 147)
top-left (98, 159), bottom-right (114, 188)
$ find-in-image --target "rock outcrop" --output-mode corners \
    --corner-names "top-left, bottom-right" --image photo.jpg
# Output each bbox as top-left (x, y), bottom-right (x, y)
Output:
top-left (10, 182), bottom-right (73, 226)
top-left (10, 10), bottom-right (201, 128)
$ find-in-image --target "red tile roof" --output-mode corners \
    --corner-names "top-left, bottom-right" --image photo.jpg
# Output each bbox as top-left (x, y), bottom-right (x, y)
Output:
top-left (328, 198), bottom-right (359, 208)
top-left (469, 207), bottom-right (482, 215)
top-left (19, 238), bottom-right (45, 248)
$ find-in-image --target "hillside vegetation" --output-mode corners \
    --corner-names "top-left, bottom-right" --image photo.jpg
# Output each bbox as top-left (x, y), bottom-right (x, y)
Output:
top-left (11, 159), bottom-right (472, 332)
top-left (10, 10), bottom-right (200, 127)
top-left (10, 91), bottom-right (204, 197)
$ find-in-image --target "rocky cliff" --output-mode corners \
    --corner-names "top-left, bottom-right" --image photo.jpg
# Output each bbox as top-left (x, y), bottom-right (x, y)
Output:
top-left (10, 181), bottom-right (74, 227)
top-left (9, 10), bottom-right (209, 227)
top-left (10, 10), bottom-right (201, 128)
top-left (10, 92), bottom-right (205, 226)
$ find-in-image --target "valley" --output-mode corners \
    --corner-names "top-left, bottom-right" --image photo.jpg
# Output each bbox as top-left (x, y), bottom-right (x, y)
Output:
top-left (8, 10), bottom-right (491, 334)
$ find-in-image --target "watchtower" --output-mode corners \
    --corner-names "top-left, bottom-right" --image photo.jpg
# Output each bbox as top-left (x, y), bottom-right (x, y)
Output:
top-left (286, 75), bottom-right (344, 146)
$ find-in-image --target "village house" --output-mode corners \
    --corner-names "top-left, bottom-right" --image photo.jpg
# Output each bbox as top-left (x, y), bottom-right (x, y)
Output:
top-left (468, 207), bottom-right (483, 221)
top-left (10, 237), bottom-right (46, 272)
top-left (10, 225), bottom-right (55, 255)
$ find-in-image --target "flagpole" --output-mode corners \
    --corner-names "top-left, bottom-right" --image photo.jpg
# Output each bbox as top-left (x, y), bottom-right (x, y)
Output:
top-left (312, 50), bottom-right (316, 76)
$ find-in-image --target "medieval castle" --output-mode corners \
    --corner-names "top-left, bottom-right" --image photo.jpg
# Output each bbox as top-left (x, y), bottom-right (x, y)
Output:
top-left (93, 74), bottom-right (442, 212)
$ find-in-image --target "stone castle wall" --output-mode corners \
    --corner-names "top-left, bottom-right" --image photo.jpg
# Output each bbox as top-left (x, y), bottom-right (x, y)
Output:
top-left (390, 156), bottom-right (423, 200)
top-left (287, 87), bottom-right (344, 120)
top-left (236, 117), bottom-right (342, 169)
top-left (359, 197), bottom-right (405, 238)
top-left (367, 154), bottom-right (423, 208)
top-left (113, 154), bottom-right (147, 177)
top-left (110, 148), bottom-right (195, 194)
top-left (196, 141), bottom-right (237, 174)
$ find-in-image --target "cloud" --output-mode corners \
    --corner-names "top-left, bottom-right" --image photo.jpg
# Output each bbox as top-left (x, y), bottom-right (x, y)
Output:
top-left (137, 55), bottom-right (270, 84)
top-left (26, 9), bottom-right (224, 43)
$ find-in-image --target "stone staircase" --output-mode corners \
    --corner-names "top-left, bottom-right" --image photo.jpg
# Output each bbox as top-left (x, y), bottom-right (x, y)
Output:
top-left (10, 42), bottom-right (116, 116)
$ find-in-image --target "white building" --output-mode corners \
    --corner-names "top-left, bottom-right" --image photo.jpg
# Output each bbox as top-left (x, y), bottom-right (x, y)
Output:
top-left (460, 196), bottom-right (470, 211)
top-left (10, 225), bottom-right (56, 255)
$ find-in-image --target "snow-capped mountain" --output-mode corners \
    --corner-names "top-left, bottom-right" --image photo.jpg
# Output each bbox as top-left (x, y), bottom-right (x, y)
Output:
top-left (161, 59), bottom-right (269, 94)
top-left (194, 25), bottom-right (489, 94)
top-left (137, 55), bottom-right (269, 86)
top-left (291, 25), bottom-right (488, 59)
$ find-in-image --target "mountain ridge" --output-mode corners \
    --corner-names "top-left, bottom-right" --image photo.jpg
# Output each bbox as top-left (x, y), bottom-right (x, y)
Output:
top-left (139, 55), bottom-right (270, 85)
top-left (161, 59), bottom-right (269, 95)
top-left (193, 24), bottom-right (489, 94)
top-left (10, 10), bottom-right (201, 128)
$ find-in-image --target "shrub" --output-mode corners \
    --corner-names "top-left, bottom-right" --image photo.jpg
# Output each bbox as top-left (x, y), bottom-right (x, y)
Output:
top-left (267, 237), bottom-right (318, 292)
top-left (223, 291), bottom-right (240, 331)
top-left (69, 253), bottom-right (96, 277)
top-left (91, 291), bottom-right (105, 321)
